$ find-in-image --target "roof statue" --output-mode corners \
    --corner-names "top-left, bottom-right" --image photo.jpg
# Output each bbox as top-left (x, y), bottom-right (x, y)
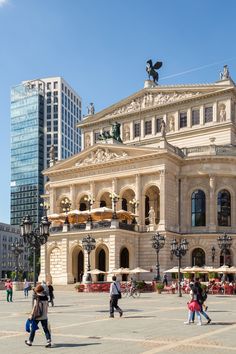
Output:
top-left (146, 59), bottom-right (162, 84)
top-left (220, 65), bottom-right (230, 80)
top-left (98, 122), bottom-right (123, 143)
top-left (87, 102), bottom-right (95, 115)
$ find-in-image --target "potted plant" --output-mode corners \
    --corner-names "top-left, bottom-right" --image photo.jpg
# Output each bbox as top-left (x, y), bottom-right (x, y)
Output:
top-left (156, 282), bottom-right (164, 294)
top-left (74, 284), bottom-right (80, 292)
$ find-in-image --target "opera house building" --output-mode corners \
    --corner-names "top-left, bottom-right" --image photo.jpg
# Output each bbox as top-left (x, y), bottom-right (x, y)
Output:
top-left (39, 69), bottom-right (236, 284)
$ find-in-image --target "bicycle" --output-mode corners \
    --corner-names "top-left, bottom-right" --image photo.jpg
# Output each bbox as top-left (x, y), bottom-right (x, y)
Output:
top-left (122, 283), bottom-right (141, 298)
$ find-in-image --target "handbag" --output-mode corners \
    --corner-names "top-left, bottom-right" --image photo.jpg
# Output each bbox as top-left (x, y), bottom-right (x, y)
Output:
top-left (114, 283), bottom-right (122, 299)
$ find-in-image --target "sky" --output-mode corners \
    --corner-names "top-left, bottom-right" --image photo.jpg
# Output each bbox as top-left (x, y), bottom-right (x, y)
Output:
top-left (1, 0), bottom-right (236, 224)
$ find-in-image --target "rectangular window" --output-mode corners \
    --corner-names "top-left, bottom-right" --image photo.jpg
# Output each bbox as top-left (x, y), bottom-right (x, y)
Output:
top-left (53, 82), bottom-right (58, 89)
top-left (179, 112), bottom-right (187, 128)
top-left (156, 118), bottom-right (162, 133)
top-left (144, 120), bottom-right (152, 135)
top-left (47, 82), bottom-right (51, 90)
top-left (204, 106), bottom-right (213, 123)
top-left (192, 109), bottom-right (200, 125)
top-left (94, 132), bottom-right (100, 142)
top-left (134, 122), bottom-right (140, 138)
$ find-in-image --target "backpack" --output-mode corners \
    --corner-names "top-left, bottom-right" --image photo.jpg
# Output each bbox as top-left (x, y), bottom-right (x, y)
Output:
top-left (32, 297), bottom-right (43, 319)
top-left (201, 292), bottom-right (208, 302)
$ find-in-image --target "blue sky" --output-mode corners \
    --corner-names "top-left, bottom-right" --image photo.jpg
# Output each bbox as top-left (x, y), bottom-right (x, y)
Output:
top-left (1, 0), bottom-right (236, 224)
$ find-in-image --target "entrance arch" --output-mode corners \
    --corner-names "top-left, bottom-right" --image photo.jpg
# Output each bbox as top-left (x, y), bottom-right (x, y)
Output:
top-left (72, 247), bottom-right (84, 282)
top-left (192, 248), bottom-right (205, 267)
top-left (120, 247), bottom-right (129, 281)
top-left (95, 245), bottom-right (109, 281)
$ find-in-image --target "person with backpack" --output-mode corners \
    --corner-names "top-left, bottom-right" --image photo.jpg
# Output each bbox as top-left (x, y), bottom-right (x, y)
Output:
top-left (109, 275), bottom-right (123, 318)
top-left (25, 284), bottom-right (52, 348)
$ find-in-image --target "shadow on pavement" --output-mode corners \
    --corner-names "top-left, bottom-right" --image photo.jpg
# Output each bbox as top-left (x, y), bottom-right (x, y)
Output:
top-left (96, 309), bottom-right (142, 313)
top-left (124, 315), bottom-right (156, 319)
top-left (53, 343), bottom-right (101, 348)
top-left (209, 322), bottom-right (236, 326)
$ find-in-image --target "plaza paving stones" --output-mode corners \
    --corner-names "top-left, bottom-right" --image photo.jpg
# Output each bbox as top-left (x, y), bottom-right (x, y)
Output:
top-left (0, 289), bottom-right (235, 353)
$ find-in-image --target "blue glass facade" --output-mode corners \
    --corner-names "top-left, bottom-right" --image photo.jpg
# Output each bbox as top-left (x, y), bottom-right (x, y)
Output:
top-left (10, 84), bottom-right (44, 226)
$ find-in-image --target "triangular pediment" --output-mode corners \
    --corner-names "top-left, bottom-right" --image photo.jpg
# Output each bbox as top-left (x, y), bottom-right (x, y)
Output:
top-left (80, 81), bottom-right (235, 127)
top-left (44, 143), bottom-right (161, 175)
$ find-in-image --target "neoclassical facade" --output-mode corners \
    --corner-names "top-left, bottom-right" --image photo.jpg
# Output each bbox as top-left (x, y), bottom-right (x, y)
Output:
top-left (39, 73), bottom-right (236, 284)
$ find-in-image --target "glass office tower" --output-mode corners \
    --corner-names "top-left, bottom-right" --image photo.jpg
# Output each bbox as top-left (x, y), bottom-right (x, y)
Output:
top-left (10, 83), bottom-right (45, 226)
top-left (10, 78), bottom-right (82, 226)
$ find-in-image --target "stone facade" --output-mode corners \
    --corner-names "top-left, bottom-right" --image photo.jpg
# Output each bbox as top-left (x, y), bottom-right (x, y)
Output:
top-left (39, 76), bottom-right (236, 284)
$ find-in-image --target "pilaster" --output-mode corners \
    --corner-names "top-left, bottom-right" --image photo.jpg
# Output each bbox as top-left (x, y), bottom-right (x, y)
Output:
top-left (209, 175), bottom-right (216, 231)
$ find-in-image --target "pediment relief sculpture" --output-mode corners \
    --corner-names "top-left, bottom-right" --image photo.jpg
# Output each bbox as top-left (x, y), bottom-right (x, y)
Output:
top-left (75, 148), bottom-right (128, 166)
top-left (104, 91), bottom-right (201, 118)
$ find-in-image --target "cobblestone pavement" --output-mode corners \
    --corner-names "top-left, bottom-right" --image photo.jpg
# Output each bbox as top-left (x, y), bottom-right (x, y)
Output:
top-left (0, 289), bottom-right (235, 353)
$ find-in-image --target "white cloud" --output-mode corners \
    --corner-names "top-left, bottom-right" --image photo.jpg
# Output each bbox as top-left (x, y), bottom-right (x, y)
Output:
top-left (0, 0), bottom-right (9, 7)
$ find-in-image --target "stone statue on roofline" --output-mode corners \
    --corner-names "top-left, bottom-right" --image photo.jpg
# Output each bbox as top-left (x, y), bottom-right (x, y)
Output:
top-left (220, 65), bottom-right (230, 80)
top-left (87, 102), bottom-right (95, 115)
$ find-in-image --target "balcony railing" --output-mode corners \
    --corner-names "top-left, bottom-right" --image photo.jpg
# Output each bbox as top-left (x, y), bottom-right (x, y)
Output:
top-left (50, 220), bottom-right (135, 234)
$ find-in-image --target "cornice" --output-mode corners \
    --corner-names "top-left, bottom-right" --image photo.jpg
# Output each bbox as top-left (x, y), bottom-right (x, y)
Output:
top-left (79, 86), bottom-right (235, 129)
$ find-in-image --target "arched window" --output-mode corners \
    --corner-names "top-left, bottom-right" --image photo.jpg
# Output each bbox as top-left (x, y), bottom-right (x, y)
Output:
top-left (79, 202), bottom-right (86, 211)
top-left (192, 248), bottom-right (205, 267)
top-left (100, 200), bottom-right (106, 207)
top-left (98, 249), bottom-right (106, 281)
top-left (191, 190), bottom-right (206, 226)
top-left (217, 189), bottom-right (231, 226)
top-left (122, 198), bottom-right (127, 211)
top-left (220, 249), bottom-right (232, 266)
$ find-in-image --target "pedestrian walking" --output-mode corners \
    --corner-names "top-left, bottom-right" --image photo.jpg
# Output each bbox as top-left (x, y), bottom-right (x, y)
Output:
top-left (47, 281), bottom-right (54, 306)
top-left (184, 284), bottom-right (202, 325)
top-left (25, 284), bottom-right (52, 348)
top-left (23, 279), bottom-right (30, 298)
top-left (5, 279), bottom-right (13, 302)
top-left (109, 276), bottom-right (123, 318)
top-left (194, 279), bottom-right (211, 324)
top-left (163, 274), bottom-right (168, 287)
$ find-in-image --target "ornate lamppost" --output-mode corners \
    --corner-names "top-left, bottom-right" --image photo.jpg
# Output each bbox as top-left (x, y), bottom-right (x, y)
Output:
top-left (151, 232), bottom-right (165, 281)
top-left (82, 235), bottom-right (96, 282)
top-left (217, 233), bottom-right (232, 265)
top-left (11, 239), bottom-right (24, 281)
top-left (109, 192), bottom-right (120, 219)
top-left (61, 197), bottom-right (71, 225)
top-left (211, 246), bottom-right (216, 263)
top-left (170, 238), bottom-right (189, 297)
top-left (20, 215), bottom-right (51, 287)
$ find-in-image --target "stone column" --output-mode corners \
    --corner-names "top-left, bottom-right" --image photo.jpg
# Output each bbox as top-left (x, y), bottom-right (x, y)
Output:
top-left (130, 121), bottom-right (134, 141)
top-left (50, 188), bottom-right (57, 213)
top-left (209, 175), bottom-right (216, 231)
top-left (135, 174), bottom-right (141, 226)
top-left (158, 170), bottom-right (166, 231)
top-left (140, 119), bottom-right (145, 139)
top-left (61, 238), bottom-right (71, 284)
top-left (213, 102), bottom-right (217, 122)
top-left (187, 108), bottom-right (191, 127)
top-left (107, 234), bottom-right (117, 281)
top-left (38, 243), bottom-right (48, 283)
top-left (70, 184), bottom-right (76, 209)
top-left (200, 106), bottom-right (204, 125)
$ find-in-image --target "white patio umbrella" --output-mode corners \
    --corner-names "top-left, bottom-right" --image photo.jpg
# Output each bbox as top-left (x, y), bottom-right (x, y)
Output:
top-left (87, 269), bottom-right (106, 275)
top-left (214, 265), bottom-right (235, 274)
top-left (108, 267), bottom-right (131, 274)
top-left (164, 266), bottom-right (183, 273)
top-left (130, 267), bottom-right (149, 274)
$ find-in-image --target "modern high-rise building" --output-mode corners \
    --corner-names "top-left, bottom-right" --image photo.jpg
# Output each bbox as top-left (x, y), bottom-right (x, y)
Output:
top-left (10, 77), bottom-right (82, 226)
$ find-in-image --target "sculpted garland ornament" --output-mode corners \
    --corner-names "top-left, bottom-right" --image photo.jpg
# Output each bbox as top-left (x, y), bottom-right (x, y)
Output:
top-left (75, 148), bottom-right (128, 166)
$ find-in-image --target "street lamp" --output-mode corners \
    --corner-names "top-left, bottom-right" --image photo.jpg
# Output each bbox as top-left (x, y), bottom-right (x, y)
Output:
top-left (11, 239), bottom-right (24, 281)
top-left (61, 197), bottom-right (71, 224)
top-left (109, 192), bottom-right (120, 219)
top-left (82, 235), bottom-right (96, 282)
top-left (170, 238), bottom-right (189, 297)
top-left (151, 232), bottom-right (165, 281)
top-left (217, 232), bottom-right (232, 265)
top-left (211, 246), bottom-right (216, 263)
top-left (20, 215), bottom-right (51, 287)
